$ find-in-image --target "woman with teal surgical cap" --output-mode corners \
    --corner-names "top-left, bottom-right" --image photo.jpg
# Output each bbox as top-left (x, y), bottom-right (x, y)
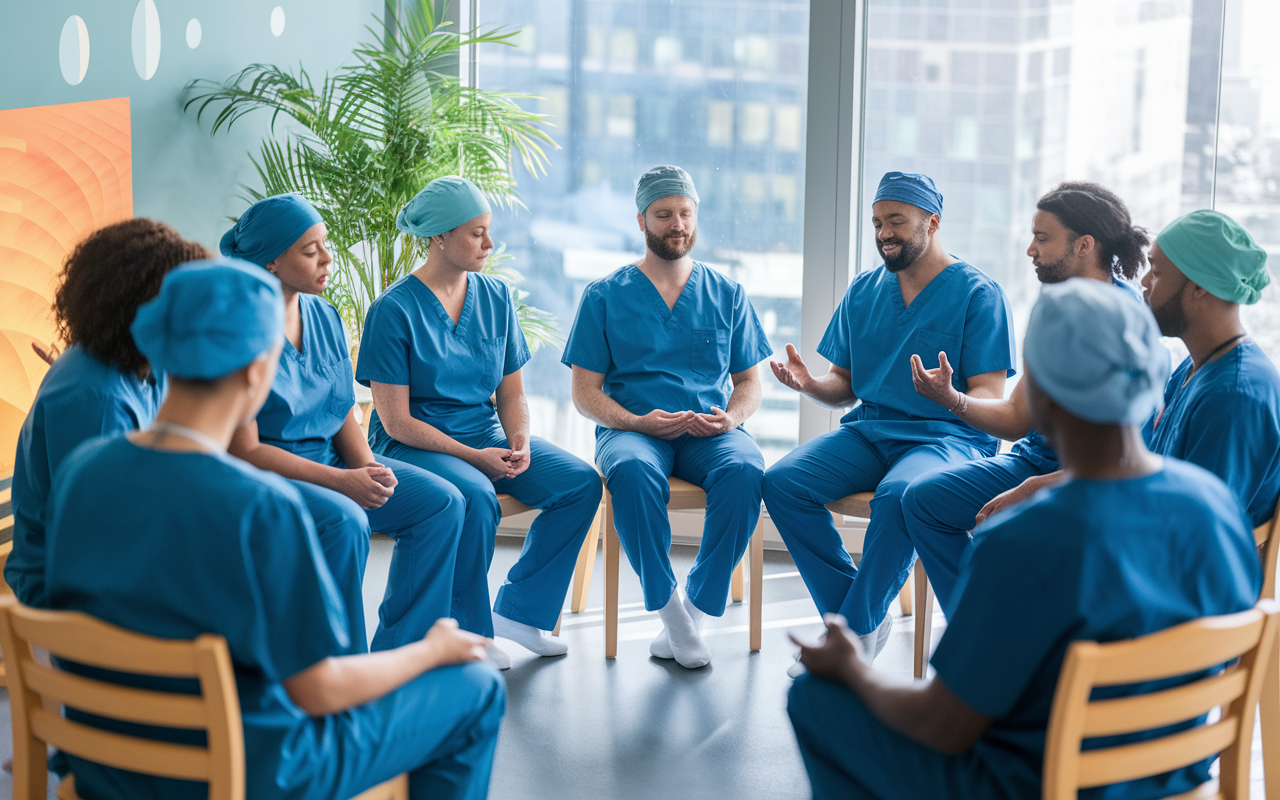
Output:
top-left (45, 257), bottom-right (504, 800)
top-left (358, 176), bottom-right (602, 664)
top-left (223, 193), bottom-right (470, 656)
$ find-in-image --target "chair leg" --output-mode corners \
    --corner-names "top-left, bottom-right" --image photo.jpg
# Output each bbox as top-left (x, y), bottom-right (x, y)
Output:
top-left (898, 573), bottom-right (913, 617)
top-left (913, 560), bottom-right (934, 679)
top-left (749, 514), bottom-right (764, 652)
top-left (1262, 632), bottom-right (1280, 800)
top-left (571, 505), bottom-right (603, 613)
top-left (552, 612), bottom-right (562, 638)
top-left (731, 559), bottom-right (745, 604)
top-left (605, 492), bottom-right (620, 659)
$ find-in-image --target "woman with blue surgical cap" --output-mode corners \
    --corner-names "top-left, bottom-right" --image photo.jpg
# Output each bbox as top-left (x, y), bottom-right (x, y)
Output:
top-left (221, 193), bottom-right (468, 656)
top-left (787, 278), bottom-right (1259, 800)
top-left (357, 176), bottom-right (602, 664)
top-left (43, 258), bottom-right (504, 800)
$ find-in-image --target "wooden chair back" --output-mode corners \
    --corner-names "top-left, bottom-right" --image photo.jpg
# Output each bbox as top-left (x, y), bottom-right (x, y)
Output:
top-left (0, 596), bottom-right (245, 800)
top-left (1043, 600), bottom-right (1280, 800)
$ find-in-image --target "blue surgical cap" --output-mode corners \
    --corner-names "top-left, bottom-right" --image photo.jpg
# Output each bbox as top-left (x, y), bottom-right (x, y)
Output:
top-left (220, 193), bottom-right (324, 267)
top-left (131, 258), bottom-right (284, 380)
top-left (1023, 278), bottom-right (1169, 425)
top-left (1157, 210), bottom-right (1270, 305)
top-left (397, 176), bottom-right (492, 238)
top-left (636, 165), bottom-right (699, 215)
top-left (873, 172), bottom-right (944, 217)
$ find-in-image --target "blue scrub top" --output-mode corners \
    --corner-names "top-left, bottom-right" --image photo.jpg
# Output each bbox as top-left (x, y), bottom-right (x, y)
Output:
top-left (255, 293), bottom-right (355, 465)
top-left (561, 262), bottom-right (773, 427)
top-left (357, 272), bottom-right (531, 446)
top-left (1142, 339), bottom-right (1280, 527)
top-left (819, 260), bottom-right (1016, 448)
top-left (45, 436), bottom-right (348, 800)
top-left (1010, 274), bottom-right (1148, 471)
top-left (7, 345), bottom-right (166, 608)
top-left (933, 459), bottom-right (1259, 799)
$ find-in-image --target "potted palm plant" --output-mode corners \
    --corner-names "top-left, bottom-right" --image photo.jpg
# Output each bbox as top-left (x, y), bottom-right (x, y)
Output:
top-left (183, 1), bottom-right (559, 352)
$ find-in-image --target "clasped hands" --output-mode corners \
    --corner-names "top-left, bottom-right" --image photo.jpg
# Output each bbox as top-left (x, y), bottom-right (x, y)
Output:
top-left (472, 437), bottom-right (532, 482)
top-left (634, 406), bottom-right (734, 439)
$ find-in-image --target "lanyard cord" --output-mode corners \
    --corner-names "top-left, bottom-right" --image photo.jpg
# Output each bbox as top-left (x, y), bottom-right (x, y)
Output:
top-left (1152, 333), bottom-right (1248, 430)
top-left (150, 421), bottom-right (226, 454)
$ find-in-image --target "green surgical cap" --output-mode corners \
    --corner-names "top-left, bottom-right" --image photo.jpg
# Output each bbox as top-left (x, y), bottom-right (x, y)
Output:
top-left (1156, 210), bottom-right (1270, 305)
top-left (397, 176), bottom-right (492, 238)
top-left (635, 165), bottom-right (699, 214)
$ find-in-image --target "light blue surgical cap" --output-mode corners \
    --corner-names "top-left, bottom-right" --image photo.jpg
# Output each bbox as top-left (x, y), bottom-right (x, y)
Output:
top-left (873, 171), bottom-right (944, 217)
top-left (1156, 210), bottom-right (1270, 305)
top-left (636, 165), bottom-right (699, 214)
top-left (397, 176), bottom-right (492, 238)
top-left (131, 258), bottom-right (284, 380)
top-left (220, 193), bottom-right (324, 267)
top-left (1023, 278), bottom-right (1169, 425)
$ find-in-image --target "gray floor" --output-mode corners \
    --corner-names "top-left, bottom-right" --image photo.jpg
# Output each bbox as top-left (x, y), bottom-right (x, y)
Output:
top-left (0, 533), bottom-right (1269, 799)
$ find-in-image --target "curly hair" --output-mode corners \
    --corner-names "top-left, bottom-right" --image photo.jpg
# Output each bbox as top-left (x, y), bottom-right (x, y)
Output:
top-left (54, 218), bottom-right (210, 378)
top-left (1036, 182), bottom-right (1151, 280)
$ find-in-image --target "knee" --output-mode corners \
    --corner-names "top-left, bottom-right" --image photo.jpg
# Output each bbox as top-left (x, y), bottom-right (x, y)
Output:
top-left (565, 462), bottom-right (605, 507)
top-left (762, 462), bottom-right (801, 506)
top-left (608, 458), bottom-right (665, 496)
top-left (315, 496), bottom-right (372, 539)
top-left (458, 662), bottom-right (507, 731)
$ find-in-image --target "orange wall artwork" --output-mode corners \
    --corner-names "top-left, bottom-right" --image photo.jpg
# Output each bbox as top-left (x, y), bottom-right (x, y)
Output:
top-left (0, 97), bottom-right (133, 475)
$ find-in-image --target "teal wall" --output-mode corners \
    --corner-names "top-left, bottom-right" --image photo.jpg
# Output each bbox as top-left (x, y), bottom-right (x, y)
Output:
top-left (1, 0), bottom-right (385, 250)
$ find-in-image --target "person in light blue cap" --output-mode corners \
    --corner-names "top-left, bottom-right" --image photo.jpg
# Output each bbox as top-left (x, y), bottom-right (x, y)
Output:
top-left (763, 170), bottom-right (1017, 670)
top-left (359, 175), bottom-right (602, 666)
top-left (562, 164), bottom-right (774, 669)
top-left (7, 219), bottom-right (209, 609)
top-left (44, 256), bottom-right (505, 800)
top-left (222, 193), bottom-right (469, 658)
top-left (787, 277), bottom-right (1259, 800)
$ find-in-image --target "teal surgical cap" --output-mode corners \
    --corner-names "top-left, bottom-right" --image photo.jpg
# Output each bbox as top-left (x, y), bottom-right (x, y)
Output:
top-left (397, 176), bottom-right (492, 238)
top-left (1156, 210), bottom-right (1271, 305)
top-left (220, 193), bottom-right (324, 267)
top-left (1023, 278), bottom-right (1169, 425)
top-left (635, 165), bottom-right (699, 214)
top-left (873, 171), bottom-right (943, 217)
top-left (131, 258), bottom-right (284, 380)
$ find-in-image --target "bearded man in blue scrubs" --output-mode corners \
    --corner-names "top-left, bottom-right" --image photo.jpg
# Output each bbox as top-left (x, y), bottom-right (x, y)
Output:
top-left (762, 172), bottom-right (1016, 667)
top-left (562, 165), bottom-right (774, 669)
top-left (787, 279), bottom-right (1259, 800)
top-left (902, 182), bottom-right (1152, 609)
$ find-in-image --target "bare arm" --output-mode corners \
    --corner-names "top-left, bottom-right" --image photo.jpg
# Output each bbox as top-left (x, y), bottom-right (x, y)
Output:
top-left (331, 409), bottom-right (378, 467)
top-left (228, 420), bottom-right (394, 509)
top-left (911, 354), bottom-right (1034, 441)
top-left (769, 344), bottom-right (857, 409)
top-left (570, 366), bottom-right (696, 439)
top-left (494, 370), bottom-right (531, 479)
top-left (284, 618), bottom-right (487, 717)
top-left (793, 616), bottom-right (992, 755)
top-left (369, 381), bottom-right (516, 480)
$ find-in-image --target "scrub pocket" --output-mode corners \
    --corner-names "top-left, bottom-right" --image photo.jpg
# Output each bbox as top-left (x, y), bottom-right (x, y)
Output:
top-left (325, 358), bottom-right (356, 418)
top-left (913, 329), bottom-right (962, 389)
top-left (692, 328), bottom-right (728, 380)
top-left (478, 336), bottom-right (507, 379)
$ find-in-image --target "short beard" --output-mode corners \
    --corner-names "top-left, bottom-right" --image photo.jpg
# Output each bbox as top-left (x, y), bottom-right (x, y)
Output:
top-left (1035, 254), bottom-right (1075, 284)
top-left (1151, 281), bottom-right (1190, 337)
top-left (645, 225), bottom-right (697, 261)
top-left (878, 220), bottom-right (928, 273)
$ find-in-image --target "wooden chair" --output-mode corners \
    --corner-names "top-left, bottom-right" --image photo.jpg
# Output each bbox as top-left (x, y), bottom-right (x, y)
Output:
top-left (825, 492), bottom-right (931, 678)
top-left (603, 477), bottom-right (764, 658)
top-left (1043, 599), bottom-right (1280, 800)
top-left (0, 472), bottom-right (13, 542)
top-left (1250, 497), bottom-right (1280, 800)
top-left (0, 596), bottom-right (407, 800)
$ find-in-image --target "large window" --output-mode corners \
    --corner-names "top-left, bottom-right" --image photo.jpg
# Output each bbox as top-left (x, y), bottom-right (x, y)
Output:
top-left (476, 0), bottom-right (809, 466)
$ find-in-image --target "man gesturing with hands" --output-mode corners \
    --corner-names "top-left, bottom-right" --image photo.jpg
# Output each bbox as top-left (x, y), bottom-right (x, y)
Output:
top-left (563, 166), bottom-right (774, 669)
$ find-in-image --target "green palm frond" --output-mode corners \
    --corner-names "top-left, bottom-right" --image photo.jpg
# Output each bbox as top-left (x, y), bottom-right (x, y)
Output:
top-left (183, 0), bottom-right (559, 342)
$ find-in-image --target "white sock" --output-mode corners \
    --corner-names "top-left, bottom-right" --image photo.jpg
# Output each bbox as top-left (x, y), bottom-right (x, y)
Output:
top-left (493, 613), bottom-right (569, 657)
top-left (652, 592), bottom-right (706, 660)
top-left (485, 643), bottom-right (512, 670)
top-left (682, 592), bottom-right (707, 632)
top-left (655, 589), bottom-right (711, 669)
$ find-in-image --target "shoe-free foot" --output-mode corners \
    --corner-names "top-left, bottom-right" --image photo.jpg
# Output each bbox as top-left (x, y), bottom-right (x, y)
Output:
top-left (493, 613), bottom-right (569, 657)
top-left (485, 643), bottom-right (512, 670)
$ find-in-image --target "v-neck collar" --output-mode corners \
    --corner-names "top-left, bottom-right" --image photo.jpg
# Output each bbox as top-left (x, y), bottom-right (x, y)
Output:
top-left (283, 295), bottom-right (309, 360)
top-left (413, 272), bottom-right (474, 336)
top-left (635, 262), bottom-right (700, 325)
top-left (889, 261), bottom-right (960, 319)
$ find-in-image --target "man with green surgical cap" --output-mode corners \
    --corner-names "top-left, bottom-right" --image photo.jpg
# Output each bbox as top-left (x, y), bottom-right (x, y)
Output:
top-left (561, 165), bottom-right (775, 669)
top-left (982, 209), bottom-right (1280, 530)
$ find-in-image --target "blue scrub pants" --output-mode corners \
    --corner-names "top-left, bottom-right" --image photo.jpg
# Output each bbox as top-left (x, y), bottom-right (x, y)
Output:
top-left (294, 454), bottom-right (467, 652)
top-left (787, 674), bottom-right (1016, 800)
top-left (761, 425), bottom-right (988, 635)
top-left (595, 428), bottom-right (765, 616)
top-left (900, 454), bottom-right (1045, 612)
top-left (378, 431), bottom-right (603, 636)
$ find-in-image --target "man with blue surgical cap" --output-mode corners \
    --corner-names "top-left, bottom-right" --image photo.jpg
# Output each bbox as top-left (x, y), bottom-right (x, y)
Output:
top-left (562, 165), bottom-right (774, 669)
top-left (43, 258), bottom-right (505, 800)
top-left (787, 279), bottom-right (1259, 800)
top-left (763, 171), bottom-right (1017, 669)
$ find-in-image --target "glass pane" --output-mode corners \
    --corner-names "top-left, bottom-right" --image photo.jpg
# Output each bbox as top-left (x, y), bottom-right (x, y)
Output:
top-left (861, 0), bottom-right (1223, 366)
top-left (477, 0), bottom-right (809, 466)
